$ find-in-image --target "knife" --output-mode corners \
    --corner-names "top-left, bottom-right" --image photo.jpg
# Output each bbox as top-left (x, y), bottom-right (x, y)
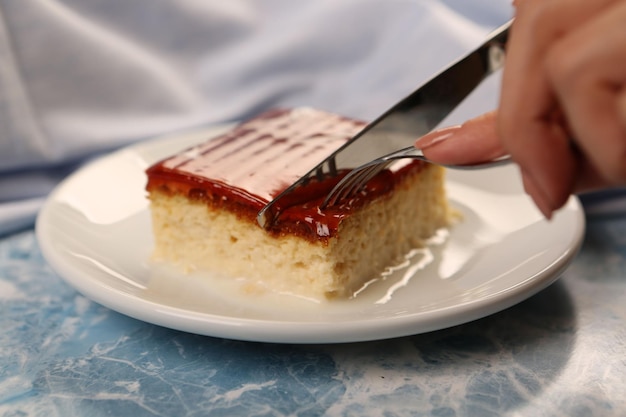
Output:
top-left (257, 19), bottom-right (511, 229)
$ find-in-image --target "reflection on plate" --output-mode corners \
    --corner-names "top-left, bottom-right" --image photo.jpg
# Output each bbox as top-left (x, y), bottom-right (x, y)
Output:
top-left (35, 126), bottom-right (585, 344)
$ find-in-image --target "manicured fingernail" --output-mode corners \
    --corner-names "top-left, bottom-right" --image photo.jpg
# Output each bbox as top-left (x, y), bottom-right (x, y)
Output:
top-left (414, 125), bottom-right (461, 150)
top-left (521, 170), bottom-right (554, 220)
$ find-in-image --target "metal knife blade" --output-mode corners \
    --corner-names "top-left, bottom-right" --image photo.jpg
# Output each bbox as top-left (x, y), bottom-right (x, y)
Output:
top-left (258, 19), bottom-right (511, 229)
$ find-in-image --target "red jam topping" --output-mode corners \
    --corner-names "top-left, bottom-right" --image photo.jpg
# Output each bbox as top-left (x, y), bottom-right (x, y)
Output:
top-left (146, 108), bottom-right (425, 242)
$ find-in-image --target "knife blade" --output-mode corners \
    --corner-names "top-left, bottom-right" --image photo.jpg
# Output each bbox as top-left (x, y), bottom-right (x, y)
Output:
top-left (257, 19), bottom-right (511, 229)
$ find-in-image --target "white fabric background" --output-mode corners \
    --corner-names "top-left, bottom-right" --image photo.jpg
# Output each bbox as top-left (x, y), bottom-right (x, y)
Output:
top-left (0, 0), bottom-right (516, 234)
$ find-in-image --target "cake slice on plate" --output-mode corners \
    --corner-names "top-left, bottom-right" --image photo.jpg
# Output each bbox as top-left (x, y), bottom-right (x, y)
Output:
top-left (145, 107), bottom-right (451, 300)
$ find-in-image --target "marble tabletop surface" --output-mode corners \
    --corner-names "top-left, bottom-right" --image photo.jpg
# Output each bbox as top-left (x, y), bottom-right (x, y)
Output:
top-left (1, 195), bottom-right (625, 417)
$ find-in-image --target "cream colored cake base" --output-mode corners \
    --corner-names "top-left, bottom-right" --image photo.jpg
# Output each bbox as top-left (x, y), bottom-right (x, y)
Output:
top-left (148, 165), bottom-right (450, 300)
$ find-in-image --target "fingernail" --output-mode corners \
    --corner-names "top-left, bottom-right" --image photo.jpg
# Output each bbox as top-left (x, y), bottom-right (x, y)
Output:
top-left (521, 170), bottom-right (554, 220)
top-left (414, 125), bottom-right (461, 150)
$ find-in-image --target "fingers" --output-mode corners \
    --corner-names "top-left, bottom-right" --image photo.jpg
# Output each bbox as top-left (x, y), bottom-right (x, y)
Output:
top-left (499, 0), bottom-right (625, 216)
top-left (415, 111), bottom-right (507, 165)
top-left (417, 0), bottom-right (626, 219)
top-left (546, 2), bottom-right (626, 186)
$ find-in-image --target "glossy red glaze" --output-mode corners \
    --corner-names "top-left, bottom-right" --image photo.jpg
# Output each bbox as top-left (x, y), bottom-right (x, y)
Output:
top-left (146, 108), bottom-right (425, 241)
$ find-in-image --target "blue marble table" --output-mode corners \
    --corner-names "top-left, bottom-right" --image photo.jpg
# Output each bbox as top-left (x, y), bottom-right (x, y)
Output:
top-left (1, 202), bottom-right (625, 417)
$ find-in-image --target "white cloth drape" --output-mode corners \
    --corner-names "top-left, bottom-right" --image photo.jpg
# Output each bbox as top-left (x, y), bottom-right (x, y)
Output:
top-left (0, 0), bottom-right (514, 235)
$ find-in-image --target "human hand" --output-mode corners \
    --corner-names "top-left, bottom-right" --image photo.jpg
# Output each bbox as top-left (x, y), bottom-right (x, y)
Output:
top-left (415, 0), bottom-right (626, 218)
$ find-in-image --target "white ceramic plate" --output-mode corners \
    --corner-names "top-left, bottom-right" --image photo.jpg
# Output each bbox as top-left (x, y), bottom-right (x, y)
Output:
top-left (36, 126), bottom-right (585, 344)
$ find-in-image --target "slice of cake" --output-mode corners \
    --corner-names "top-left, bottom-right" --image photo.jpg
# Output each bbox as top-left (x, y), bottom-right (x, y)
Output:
top-left (145, 107), bottom-right (451, 300)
